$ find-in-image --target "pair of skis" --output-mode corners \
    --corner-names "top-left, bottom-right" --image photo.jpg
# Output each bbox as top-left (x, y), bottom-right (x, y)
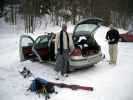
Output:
top-left (49, 82), bottom-right (93, 91)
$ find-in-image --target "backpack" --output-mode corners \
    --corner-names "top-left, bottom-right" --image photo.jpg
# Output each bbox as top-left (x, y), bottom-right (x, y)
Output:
top-left (29, 78), bottom-right (55, 94)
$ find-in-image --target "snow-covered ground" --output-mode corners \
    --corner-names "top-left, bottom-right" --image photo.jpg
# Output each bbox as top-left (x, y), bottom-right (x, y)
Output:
top-left (0, 18), bottom-right (133, 100)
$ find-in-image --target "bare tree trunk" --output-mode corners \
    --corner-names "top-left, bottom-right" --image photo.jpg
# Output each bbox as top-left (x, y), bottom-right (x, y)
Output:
top-left (10, 5), bottom-right (16, 25)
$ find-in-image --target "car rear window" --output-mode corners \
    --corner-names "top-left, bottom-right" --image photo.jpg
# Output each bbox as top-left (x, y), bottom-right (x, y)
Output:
top-left (75, 24), bottom-right (97, 33)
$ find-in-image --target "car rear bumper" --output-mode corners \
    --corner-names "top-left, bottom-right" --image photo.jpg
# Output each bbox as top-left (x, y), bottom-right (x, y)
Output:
top-left (69, 52), bottom-right (104, 69)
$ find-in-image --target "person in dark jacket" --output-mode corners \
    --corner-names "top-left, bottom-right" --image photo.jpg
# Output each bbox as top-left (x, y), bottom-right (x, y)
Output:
top-left (55, 24), bottom-right (70, 80)
top-left (106, 24), bottom-right (120, 65)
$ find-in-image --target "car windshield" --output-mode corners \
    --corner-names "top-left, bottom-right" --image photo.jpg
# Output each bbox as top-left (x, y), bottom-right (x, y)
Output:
top-left (74, 24), bottom-right (97, 33)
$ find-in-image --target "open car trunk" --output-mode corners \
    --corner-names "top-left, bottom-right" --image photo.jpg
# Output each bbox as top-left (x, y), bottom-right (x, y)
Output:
top-left (71, 18), bottom-right (103, 57)
top-left (72, 34), bottom-right (100, 57)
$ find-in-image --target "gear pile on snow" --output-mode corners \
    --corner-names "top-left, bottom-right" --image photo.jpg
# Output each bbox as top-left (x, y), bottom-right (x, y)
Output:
top-left (28, 78), bottom-right (57, 100)
top-left (19, 68), bottom-right (94, 99)
top-left (28, 77), bottom-right (93, 98)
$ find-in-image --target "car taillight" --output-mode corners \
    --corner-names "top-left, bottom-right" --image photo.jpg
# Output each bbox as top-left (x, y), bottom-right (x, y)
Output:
top-left (70, 48), bottom-right (81, 56)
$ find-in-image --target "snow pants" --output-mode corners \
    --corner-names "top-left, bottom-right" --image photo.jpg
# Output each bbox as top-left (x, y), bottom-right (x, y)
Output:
top-left (109, 44), bottom-right (118, 64)
top-left (55, 49), bottom-right (69, 75)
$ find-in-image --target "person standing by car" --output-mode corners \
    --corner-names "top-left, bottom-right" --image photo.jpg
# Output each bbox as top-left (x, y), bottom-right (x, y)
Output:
top-left (55, 24), bottom-right (70, 80)
top-left (105, 24), bottom-right (120, 65)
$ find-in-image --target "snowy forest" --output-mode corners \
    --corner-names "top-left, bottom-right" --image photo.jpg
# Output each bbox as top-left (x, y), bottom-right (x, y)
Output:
top-left (0, 0), bottom-right (133, 32)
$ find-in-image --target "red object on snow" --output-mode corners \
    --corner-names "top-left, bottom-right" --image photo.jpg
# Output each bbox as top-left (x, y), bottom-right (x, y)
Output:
top-left (49, 82), bottom-right (94, 91)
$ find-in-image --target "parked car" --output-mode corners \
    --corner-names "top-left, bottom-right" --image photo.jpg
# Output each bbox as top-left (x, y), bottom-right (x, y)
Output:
top-left (120, 31), bottom-right (133, 42)
top-left (19, 18), bottom-right (105, 71)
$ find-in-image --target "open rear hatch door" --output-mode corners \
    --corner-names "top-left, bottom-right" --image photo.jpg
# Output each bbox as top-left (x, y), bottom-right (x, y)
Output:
top-left (73, 17), bottom-right (103, 36)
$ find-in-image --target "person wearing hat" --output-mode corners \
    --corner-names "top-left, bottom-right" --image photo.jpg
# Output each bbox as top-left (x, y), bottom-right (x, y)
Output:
top-left (105, 24), bottom-right (120, 65)
top-left (55, 24), bottom-right (70, 80)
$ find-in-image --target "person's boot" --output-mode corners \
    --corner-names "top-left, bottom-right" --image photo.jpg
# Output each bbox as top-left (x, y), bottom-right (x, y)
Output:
top-left (63, 73), bottom-right (69, 77)
top-left (109, 60), bottom-right (113, 64)
top-left (55, 72), bottom-right (62, 80)
top-left (112, 61), bottom-right (117, 65)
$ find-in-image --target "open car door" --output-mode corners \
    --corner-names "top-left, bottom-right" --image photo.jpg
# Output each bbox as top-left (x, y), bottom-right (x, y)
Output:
top-left (19, 35), bottom-right (35, 61)
top-left (33, 35), bottom-right (49, 62)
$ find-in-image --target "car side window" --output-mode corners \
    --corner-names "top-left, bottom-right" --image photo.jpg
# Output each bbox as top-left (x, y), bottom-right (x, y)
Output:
top-left (21, 37), bottom-right (33, 47)
top-left (39, 37), bottom-right (48, 44)
top-left (34, 36), bottom-right (49, 48)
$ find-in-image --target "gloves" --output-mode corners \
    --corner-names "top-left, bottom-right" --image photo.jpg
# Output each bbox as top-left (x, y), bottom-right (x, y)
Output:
top-left (108, 39), bottom-right (115, 42)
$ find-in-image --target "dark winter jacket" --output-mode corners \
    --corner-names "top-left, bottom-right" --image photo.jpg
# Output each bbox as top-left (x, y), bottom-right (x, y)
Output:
top-left (59, 30), bottom-right (70, 54)
top-left (106, 29), bottom-right (120, 44)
